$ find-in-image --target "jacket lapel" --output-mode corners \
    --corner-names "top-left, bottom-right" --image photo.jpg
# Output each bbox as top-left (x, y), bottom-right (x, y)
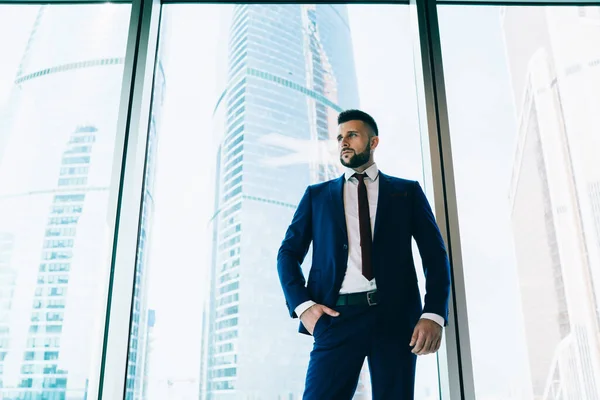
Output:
top-left (329, 175), bottom-right (348, 238)
top-left (374, 172), bottom-right (392, 243)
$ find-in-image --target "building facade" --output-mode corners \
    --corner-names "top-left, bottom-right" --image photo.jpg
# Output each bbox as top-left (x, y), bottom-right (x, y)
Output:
top-left (504, 6), bottom-right (600, 399)
top-left (202, 4), bottom-right (360, 398)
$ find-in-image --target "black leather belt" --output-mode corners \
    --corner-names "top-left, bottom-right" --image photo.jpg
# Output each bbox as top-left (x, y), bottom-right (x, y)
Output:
top-left (336, 290), bottom-right (379, 307)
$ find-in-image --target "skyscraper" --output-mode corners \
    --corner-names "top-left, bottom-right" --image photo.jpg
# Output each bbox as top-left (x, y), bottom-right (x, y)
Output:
top-left (18, 125), bottom-right (100, 399)
top-left (0, 4), bottom-right (155, 399)
top-left (504, 6), bottom-right (600, 399)
top-left (0, 232), bottom-right (16, 389)
top-left (141, 309), bottom-right (156, 399)
top-left (202, 4), bottom-right (360, 398)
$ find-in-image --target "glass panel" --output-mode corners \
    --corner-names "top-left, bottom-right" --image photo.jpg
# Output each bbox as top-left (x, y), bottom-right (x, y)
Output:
top-left (439, 5), bottom-right (600, 400)
top-left (131, 4), bottom-right (445, 399)
top-left (0, 4), bottom-right (131, 400)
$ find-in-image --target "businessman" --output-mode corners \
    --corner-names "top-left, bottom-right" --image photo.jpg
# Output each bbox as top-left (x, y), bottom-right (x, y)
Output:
top-left (277, 109), bottom-right (451, 399)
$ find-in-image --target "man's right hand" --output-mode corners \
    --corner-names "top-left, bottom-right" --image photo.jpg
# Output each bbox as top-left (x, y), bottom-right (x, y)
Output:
top-left (300, 304), bottom-right (340, 335)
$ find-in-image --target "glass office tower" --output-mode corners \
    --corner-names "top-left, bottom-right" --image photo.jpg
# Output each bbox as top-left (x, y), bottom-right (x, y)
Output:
top-left (202, 4), bottom-right (360, 399)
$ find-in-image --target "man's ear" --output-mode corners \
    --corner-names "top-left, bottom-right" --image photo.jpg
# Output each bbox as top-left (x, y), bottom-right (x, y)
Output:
top-left (371, 135), bottom-right (379, 150)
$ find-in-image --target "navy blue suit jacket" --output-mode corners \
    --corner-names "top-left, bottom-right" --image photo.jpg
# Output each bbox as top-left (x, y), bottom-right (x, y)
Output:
top-left (277, 172), bottom-right (451, 335)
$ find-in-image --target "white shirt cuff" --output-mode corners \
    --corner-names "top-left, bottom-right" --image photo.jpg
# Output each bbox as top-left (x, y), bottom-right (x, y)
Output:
top-left (421, 313), bottom-right (445, 327)
top-left (295, 300), bottom-right (316, 318)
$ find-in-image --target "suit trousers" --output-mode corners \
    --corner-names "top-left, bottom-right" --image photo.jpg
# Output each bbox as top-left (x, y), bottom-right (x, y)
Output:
top-left (303, 304), bottom-right (417, 400)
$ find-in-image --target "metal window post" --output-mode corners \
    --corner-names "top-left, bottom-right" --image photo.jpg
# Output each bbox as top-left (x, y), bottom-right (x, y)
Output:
top-left (96, 0), bottom-right (161, 398)
top-left (411, 0), bottom-right (476, 399)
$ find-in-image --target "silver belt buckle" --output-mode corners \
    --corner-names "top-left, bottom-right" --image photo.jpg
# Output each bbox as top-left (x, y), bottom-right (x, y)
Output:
top-left (367, 290), bottom-right (377, 306)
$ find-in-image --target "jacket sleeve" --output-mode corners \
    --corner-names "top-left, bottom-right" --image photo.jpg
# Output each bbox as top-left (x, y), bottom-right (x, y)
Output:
top-left (277, 186), bottom-right (313, 318)
top-left (411, 181), bottom-right (451, 325)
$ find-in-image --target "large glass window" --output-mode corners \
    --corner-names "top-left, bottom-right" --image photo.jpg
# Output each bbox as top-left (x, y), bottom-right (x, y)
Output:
top-left (439, 5), bottom-right (600, 400)
top-left (0, 4), bottom-right (131, 400)
top-left (130, 4), bottom-right (445, 399)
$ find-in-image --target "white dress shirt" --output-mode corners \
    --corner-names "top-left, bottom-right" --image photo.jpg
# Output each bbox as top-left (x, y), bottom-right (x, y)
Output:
top-left (295, 163), bottom-right (444, 328)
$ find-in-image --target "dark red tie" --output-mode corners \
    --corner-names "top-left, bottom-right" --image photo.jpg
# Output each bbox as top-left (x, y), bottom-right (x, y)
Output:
top-left (353, 173), bottom-right (373, 280)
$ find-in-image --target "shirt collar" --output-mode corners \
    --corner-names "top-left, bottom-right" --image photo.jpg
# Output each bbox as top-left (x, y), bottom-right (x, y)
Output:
top-left (344, 162), bottom-right (379, 182)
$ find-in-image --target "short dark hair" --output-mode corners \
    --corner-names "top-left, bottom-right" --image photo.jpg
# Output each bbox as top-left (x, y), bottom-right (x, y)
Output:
top-left (338, 109), bottom-right (378, 136)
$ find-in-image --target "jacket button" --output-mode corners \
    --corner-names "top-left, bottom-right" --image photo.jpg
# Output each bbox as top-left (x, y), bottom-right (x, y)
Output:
top-left (343, 244), bottom-right (348, 250)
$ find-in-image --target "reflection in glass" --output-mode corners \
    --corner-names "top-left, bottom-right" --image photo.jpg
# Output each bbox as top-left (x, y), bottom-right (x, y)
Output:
top-left (440, 5), bottom-right (600, 400)
top-left (0, 4), bottom-right (130, 400)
